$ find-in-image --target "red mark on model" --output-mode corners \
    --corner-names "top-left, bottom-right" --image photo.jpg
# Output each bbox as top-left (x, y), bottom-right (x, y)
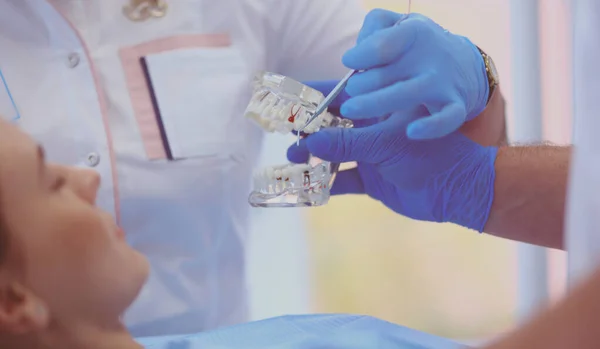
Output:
top-left (288, 105), bottom-right (301, 123)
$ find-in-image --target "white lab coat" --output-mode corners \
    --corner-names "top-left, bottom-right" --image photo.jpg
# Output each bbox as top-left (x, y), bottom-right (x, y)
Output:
top-left (567, 0), bottom-right (600, 286)
top-left (0, 0), bottom-right (364, 336)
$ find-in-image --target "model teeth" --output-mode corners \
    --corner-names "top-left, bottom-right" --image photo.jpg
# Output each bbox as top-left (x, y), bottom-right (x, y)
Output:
top-left (252, 163), bottom-right (330, 195)
top-left (246, 72), bottom-right (354, 207)
top-left (244, 90), bottom-right (333, 134)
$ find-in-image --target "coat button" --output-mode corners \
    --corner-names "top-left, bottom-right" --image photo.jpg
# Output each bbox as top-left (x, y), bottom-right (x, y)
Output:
top-left (86, 152), bottom-right (100, 167)
top-left (67, 52), bottom-right (80, 68)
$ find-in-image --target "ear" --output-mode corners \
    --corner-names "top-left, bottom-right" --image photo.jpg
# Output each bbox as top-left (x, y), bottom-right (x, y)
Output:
top-left (0, 282), bottom-right (49, 334)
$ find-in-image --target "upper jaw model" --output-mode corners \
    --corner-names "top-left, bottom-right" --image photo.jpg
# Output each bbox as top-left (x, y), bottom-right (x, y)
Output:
top-left (244, 71), bottom-right (353, 207)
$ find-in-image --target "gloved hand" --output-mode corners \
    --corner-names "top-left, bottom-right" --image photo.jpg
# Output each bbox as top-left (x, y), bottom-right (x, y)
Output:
top-left (289, 11), bottom-right (497, 231)
top-left (289, 110), bottom-right (497, 232)
top-left (341, 9), bottom-right (490, 139)
top-left (292, 83), bottom-right (498, 232)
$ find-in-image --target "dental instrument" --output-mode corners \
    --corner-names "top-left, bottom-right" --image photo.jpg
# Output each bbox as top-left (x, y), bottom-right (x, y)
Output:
top-left (296, 69), bottom-right (356, 136)
top-left (297, 0), bottom-right (412, 139)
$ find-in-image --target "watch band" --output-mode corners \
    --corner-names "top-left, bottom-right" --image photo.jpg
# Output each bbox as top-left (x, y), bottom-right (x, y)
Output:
top-left (476, 46), bottom-right (498, 105)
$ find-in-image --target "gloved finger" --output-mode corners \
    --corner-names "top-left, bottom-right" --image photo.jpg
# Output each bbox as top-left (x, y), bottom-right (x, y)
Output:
top-left (302, 80), bottom-right (351, 108)
top-left (294, 117), bottom-right (381, 133)
top-left (287, 138), bottom-right (310, 164)
top-left (344, 58), bottom-right (412, 97)
top-left (346, 116), bottom-right (382, 128)
top-left (330, 168), bottom-right (365, 195)
top-left (340, 74), bottom-right (435, 119)
top-left (290, 118), bottom-right (379, 145)
top-left (305, 119), bottom-right (395, 163)
top-left (286, 117), bottom-right (381, 164)
top-left (388, 106), bottom-right (430, 128)
top-left (356, 8), bottom-right (405, 43)
top-left (406, 102), bottom-right (467, 139)
top-left (342, 19), bottom-right (419, 70)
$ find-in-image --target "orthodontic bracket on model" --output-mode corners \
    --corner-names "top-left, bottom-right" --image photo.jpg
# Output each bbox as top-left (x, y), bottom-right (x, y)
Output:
top-left (244, 71), bottom-right (353, 207)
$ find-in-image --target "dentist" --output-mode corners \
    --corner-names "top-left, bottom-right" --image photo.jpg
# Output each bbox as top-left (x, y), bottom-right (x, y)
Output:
top-left (0, 0), bottom-right (366, 337)
top-left (289, 8), bottom-right (600, 348)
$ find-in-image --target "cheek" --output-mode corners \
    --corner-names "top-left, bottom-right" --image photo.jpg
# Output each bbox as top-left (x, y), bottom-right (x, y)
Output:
top-left (20, 210), bottom-right (146, 316)
top-left (20, 210), bottom-right (114, 292)
top-left (48, 214), bottom-right (111, 261)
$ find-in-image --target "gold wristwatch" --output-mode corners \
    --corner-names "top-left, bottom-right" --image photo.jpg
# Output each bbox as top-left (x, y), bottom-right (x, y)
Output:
top-left (476, 46), bottom-right (499, 105)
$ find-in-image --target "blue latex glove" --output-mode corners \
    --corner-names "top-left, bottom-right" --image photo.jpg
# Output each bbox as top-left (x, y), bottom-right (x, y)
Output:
top-left (341, 9), bottom-right (490, 139)
top-left (291, 80), bottom-right (497, 232)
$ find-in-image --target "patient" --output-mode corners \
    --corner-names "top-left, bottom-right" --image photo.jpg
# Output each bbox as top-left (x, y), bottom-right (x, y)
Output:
top-left (0, 120), bottom-right (149, 348)
top-left (0, 120), bottom-right (462, 349)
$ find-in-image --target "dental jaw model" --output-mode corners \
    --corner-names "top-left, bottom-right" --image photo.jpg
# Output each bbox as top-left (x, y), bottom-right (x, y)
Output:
top-left (245, 71), bottom-right (353, 207)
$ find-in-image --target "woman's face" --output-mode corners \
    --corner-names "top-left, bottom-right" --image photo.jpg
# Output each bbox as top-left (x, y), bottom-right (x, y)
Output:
top-left (0, 121), bottom-right (148, 332)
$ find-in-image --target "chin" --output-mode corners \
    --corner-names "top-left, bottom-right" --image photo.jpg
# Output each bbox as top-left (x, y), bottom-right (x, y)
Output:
top-left (119, 250), bottom-right (151, 314)
top-left (89, 249), bottom-right (151, 324)
top-left (132, 251), bottom-right (150, 293)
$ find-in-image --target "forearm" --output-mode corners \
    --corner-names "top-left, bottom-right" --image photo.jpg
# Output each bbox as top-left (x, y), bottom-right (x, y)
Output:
top-left (461, 88), bottom-right (508, 147)
top-left (484, 265), bottom-right (600, 349)
top-left (484, 145), bottom-right (571, 249)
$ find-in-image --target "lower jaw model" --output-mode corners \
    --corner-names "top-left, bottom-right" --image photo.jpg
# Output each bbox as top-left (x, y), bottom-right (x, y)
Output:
top-left (244, 71), bottom-right (352, 207)
top-left (250, 159), bottom-right (341, 207)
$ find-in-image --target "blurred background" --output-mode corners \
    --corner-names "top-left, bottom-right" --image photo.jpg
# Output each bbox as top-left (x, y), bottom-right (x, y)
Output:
top-left (247, 0), bottom-right (572, 344)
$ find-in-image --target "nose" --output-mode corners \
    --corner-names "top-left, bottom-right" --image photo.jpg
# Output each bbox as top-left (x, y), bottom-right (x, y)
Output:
top-left (71, 168), bottom-right (101, 204)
